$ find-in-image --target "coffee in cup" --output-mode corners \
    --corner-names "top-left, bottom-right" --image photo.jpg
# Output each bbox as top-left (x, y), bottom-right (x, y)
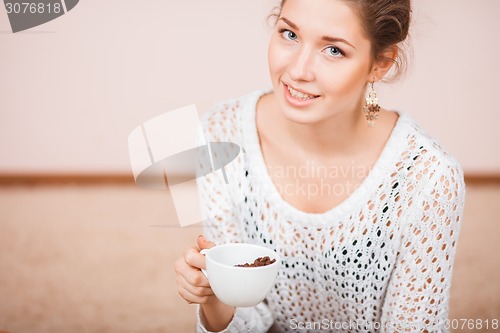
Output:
top-left (200, 243), bottom-right (280, 307)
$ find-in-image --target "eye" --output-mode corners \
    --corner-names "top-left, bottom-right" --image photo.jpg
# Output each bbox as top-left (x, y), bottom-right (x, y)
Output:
top-left (325, 46), bottom-right (344, 58)
top-left (279, 29), bottom-right (298, 41)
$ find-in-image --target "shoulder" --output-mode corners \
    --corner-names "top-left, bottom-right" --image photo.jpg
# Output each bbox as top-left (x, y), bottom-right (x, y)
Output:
top-left (397, 113), bottom-right (465, 195)
top-left (199, 90), bottom-right (265, 142)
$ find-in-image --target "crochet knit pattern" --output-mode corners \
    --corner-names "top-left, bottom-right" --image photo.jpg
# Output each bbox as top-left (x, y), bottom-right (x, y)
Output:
top-left (195, 90), bottom-right (466, 333)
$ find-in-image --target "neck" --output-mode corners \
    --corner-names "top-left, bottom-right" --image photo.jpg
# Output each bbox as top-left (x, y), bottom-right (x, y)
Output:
top-left (278, 100), bottom-right (368, 160)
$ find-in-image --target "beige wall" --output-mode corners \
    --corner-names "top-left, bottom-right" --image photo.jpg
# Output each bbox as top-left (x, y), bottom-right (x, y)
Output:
top-left (0, 0), bottom-right (499, 174)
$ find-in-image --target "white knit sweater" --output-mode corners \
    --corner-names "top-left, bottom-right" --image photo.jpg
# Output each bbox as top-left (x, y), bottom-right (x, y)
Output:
top-left (195, 90), bottom-right (466, 333)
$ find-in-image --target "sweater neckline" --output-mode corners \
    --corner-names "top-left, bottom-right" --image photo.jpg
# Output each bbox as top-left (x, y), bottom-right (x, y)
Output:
top-left (241, 89), bottom-right (412, 225)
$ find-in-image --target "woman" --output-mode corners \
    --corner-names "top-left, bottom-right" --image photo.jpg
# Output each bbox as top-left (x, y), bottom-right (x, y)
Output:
top-left (175, 0), bottom-right (465, 332)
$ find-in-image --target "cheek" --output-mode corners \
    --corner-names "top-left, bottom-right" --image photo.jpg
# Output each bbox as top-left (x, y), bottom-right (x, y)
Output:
top-left (318, 60), bottom-right (370, 96)
top-left (268, 37), bottom-right (288, 78)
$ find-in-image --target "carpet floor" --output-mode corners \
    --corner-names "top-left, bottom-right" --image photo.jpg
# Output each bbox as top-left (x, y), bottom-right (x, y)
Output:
top-left (0, 183), bottom-right (499, 332)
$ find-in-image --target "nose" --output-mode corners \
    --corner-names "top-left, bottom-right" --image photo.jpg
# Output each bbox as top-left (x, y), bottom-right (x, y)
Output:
top-left (288, 46), bottom-right (315, 82)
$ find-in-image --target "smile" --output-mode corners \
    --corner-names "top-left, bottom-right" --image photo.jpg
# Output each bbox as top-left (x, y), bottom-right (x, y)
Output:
top-left (286, 85), bottom-right (319, 100)
top-left (283, 82), bottom-right (320, 108)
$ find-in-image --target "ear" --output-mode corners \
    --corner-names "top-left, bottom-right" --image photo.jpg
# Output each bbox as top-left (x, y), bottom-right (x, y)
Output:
top-left (369, 45), bottom-right (398, 82)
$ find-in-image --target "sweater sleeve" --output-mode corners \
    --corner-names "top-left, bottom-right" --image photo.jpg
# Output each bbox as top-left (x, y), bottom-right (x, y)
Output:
top-left (195, 102), bottom-right (274, 333)
top-left (380, 162), bottom-right (466, 333)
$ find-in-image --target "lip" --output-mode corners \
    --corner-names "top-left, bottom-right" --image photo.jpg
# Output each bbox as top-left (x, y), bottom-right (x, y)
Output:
top-left (282, 82), bottom-right (320, 107)
top-left (284, 83), bottom-right (319, 97)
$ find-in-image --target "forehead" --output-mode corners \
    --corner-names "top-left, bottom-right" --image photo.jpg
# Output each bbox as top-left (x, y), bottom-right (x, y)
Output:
top-left (280, 0), bottom-right (368, 44)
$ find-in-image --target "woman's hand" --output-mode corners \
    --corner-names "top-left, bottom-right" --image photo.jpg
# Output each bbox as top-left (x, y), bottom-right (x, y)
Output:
top-left (174, 235), bottom-right (236, 331)
top-left (175, 235), bottom-right (217, 305)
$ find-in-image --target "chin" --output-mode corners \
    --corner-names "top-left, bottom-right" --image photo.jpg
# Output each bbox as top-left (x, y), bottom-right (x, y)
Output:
top-left (272, 80), bottom-right (325, 125)
top-left (278, 103), bottom-right (323, 125)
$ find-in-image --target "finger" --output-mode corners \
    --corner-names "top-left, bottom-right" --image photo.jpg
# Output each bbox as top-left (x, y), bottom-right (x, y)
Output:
top-left (184, 247), bottom-right (209, 271)
top-left (177, 273), bottom-right (215, 297)
top-left (184, 264), bottom-right (211, 288)
top-left (197, 234), bottom-right (216, 250)
top-left (175, 255), bottom-right (211, 287)
top-left (177, 285), bottom-right (213, 305)
top-left (177, 285), bottom-right (201, 304)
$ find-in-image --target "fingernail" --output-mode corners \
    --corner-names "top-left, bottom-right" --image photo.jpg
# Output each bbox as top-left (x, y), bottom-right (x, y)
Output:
top-left (198, 234), bottom-right (205, 241)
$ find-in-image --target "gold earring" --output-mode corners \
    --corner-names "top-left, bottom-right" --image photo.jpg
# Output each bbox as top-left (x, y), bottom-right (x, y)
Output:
top-left (363, 80), bottom-right (380, 127)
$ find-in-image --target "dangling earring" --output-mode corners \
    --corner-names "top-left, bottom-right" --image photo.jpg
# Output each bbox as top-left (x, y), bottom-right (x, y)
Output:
top-left (363, 80), bottom-right (380, 127)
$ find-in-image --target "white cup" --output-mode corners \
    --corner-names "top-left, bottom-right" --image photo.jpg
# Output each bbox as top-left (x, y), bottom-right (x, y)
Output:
top-left (200, 243), bottom-right (280, 307)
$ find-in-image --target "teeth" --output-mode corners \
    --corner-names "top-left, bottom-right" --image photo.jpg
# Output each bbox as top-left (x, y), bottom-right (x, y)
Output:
top-left (287, 86), bottom-right (316, 100)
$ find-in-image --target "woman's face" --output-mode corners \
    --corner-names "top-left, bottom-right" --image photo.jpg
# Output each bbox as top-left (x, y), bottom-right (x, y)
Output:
top-left (268, 0), bottom-right (375, 124)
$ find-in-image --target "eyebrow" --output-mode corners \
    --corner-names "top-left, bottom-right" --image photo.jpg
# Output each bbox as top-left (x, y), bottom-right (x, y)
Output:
top-left (279, 17), bottom-right (356, 49)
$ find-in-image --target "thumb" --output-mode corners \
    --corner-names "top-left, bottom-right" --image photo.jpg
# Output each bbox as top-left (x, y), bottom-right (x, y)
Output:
top-left (197, 235), bottom-right (216, 250)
